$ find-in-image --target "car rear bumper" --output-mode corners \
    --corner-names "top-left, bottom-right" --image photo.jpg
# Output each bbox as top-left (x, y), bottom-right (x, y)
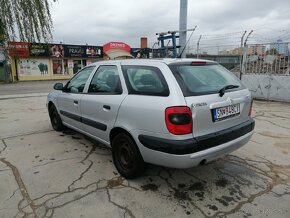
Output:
top-left (135, 118), bottom-right (255, 168)
top-left (139, 118), bottom-right (254, 155)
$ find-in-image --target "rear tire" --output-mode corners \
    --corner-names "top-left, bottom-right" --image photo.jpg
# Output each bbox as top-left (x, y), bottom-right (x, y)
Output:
top-left (49, 104), bottom-right (65, 131)
top-left (112, 133), bottom-right (145, 179)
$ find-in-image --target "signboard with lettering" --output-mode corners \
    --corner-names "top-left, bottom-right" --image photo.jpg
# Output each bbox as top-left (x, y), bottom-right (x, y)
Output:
top-left (29, 43), bottom-right (49, 56)
top-left (86, 46), bottom-right (103, 58)
top-left (103, 42), bottom-right (131, 53)
top-left (64, 45), bottom-right (85, 57)
top-left (8, 41), bottom-right (104, 58)
top-left (8, 42), bottom-right (29, 57)
top-left (49, 44), bottom-right (65, 57)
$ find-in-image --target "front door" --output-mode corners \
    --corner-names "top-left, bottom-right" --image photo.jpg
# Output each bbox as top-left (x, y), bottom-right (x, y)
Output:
top-left (80, 65), bottom-right (126, 144)
top-left (57, 66), bottom-right (95, 130)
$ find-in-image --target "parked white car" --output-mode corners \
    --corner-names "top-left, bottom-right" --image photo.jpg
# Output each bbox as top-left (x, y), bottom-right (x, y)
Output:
top-left (47, 59), bottom-right (255, 178)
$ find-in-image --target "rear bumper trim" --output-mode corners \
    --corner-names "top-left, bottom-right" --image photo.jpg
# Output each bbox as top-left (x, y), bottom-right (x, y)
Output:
top-left (138, 118), bottom-right (255, 155)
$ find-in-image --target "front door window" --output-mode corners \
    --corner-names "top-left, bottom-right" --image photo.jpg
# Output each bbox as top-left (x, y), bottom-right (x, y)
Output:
top-left (65, 66), bottom-right (95, 93)
top-left (88, 65), bottom-right (122, 94)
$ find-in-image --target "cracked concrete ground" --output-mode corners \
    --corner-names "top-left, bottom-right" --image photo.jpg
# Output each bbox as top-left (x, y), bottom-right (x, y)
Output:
top-left (0, 97), bottom-right (289, 218)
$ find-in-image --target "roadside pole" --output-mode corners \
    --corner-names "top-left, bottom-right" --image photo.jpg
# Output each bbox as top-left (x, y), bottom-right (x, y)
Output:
top-left (196, 35), bottom-right (202, 58)
top-left (179, 0), bottom-right (188, 58)
top-left (241, 30), bottom-right (253, 80)
top-left (240, 31), bottom-right (247, 79)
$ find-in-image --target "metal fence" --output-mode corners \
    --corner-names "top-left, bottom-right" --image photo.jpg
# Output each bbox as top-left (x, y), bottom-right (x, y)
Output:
top-left (228, 42), bottom-right (290, 75)
top-left (239, 43), bottom-right (290, 102)
top-left (187, 42), bottom-right (290, 102)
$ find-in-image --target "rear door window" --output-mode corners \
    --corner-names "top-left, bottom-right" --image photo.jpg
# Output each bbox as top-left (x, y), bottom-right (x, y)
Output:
top-left (169, 63), bottom-right (242, 96)
top-left (121, 65), bottom-right (169, 96)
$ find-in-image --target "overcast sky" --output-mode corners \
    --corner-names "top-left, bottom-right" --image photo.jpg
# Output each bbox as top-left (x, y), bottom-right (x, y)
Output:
top-left (50, 0), bottom-right (290, 50)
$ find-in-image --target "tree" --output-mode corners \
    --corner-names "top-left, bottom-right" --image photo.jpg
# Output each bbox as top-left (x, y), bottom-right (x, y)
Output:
top-left (0, 0), bottom-right (55, 82)
top-left (0, 0), bottom-right (55, 43)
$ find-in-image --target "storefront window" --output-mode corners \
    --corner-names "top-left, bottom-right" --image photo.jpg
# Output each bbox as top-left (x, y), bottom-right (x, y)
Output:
top-left (52, 59), bottom-right (68, 75)
top-left (18, 59), bottom-right (49, 76)
top-left (73, 60), bottom-right (87, 74)
top-left (63, 59), bottom-right (68, 74)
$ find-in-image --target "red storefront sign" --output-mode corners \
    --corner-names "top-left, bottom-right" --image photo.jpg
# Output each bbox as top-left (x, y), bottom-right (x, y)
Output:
top-left (103, 42), bottom-right (131, 53)
top-left (8, 42), bottom-right (30, 57)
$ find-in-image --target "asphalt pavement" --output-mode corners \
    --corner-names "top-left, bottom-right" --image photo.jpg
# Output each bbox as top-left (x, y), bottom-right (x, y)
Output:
top-left (0, 83), bottom-right (289, 218)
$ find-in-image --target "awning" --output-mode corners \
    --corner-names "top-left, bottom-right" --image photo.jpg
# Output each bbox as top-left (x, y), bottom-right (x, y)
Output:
top-left (105, 49), bottom-right (133, 59)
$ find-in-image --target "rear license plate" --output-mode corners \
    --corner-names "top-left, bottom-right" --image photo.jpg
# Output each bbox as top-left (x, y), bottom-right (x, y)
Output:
top-left (212, 104), bottom-right (240, 122)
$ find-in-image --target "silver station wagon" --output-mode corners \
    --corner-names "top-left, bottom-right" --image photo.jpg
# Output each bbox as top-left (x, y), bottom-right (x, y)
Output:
top-left (47, 59), bottom-right (255, 178)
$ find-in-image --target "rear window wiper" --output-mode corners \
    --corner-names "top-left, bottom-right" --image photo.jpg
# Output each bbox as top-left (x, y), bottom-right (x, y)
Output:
top-left (218, 85), bottom-right (239, 97)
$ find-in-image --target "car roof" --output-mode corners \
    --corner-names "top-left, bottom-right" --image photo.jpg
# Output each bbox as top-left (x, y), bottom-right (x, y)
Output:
top-left (87, 58), bottom-right (217, 67)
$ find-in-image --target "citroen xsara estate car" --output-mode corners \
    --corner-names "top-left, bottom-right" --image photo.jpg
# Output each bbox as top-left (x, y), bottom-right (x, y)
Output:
top-left (47, 59), bottom-right (255, 178)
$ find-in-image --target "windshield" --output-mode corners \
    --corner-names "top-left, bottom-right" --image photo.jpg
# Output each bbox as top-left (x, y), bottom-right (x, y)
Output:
top-left (169, 63), bottom-right (242, 96)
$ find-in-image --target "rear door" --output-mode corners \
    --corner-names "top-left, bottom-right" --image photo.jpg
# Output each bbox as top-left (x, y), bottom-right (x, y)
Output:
top-left (57, 66), bottom-right (95, 130)
top-left (169, 62), bottom-right (252, 137)
top-left (80, 64), bottom-right (127, 144)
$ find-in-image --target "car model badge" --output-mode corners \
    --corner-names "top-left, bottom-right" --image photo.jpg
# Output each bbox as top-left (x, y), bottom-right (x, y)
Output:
top-left (192, 102), bottom-right (207, 108)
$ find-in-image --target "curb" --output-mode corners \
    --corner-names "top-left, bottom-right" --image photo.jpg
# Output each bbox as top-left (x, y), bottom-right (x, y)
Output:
top-left (0, 93), bottom-right (48, 100)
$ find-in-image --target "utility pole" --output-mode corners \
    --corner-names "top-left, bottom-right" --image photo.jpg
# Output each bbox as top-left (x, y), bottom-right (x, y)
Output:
top-left (179, 0), bottom-right (188, 58)
top-left (239, 31), bottom-right (247, 79)
top-left (241, 31), bottom-right (247, 47)
top-left (196, 35), bottom-right (202, 58)
top-left (241, 30), bottom-right (253, 78)
top-left (244, 30), bottom-right (253, 47)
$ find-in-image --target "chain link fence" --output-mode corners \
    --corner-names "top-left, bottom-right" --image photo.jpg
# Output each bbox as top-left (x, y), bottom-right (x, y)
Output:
top-left (239, 42), bottom-right (290, 102)
top-left (187, 42), bottom-right (290, 102)
top-left (229, 42), bottom-right (290, 75)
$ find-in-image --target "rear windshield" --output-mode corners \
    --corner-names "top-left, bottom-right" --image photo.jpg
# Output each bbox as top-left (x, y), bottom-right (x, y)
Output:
top-left (169, 63), bottom-right (242, 96)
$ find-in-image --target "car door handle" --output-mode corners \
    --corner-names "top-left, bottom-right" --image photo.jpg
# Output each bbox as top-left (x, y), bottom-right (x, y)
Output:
top-left (103, 105), bottom-right (111, 110)
top-left (74, 100), bottom-right (78, 105)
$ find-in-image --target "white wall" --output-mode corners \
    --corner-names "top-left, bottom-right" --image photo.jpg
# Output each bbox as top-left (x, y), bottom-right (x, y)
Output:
top-left (242, 74), bottom-right (290, 102)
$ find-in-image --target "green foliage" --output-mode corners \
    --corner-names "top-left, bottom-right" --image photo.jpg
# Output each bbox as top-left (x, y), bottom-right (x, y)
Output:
top-left (0, 0), bottom-right (55, 44)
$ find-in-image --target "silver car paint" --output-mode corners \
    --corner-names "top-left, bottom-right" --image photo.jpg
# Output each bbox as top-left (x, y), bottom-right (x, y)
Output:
top-left (185, 89), bottom-right (251, 137)
top-left (80, 63), bottom-right (127, 144)
top-left (47, 58), bottom-right (253, 168)
top-left (130, 129), bottom-right (253, 168)
top-left (115, 61), bottom-right (187, 138)
top-left (57, 92), bottom-right (83, 129)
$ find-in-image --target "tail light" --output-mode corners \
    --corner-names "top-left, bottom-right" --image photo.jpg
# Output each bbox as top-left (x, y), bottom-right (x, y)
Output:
top-left (248, 99), bottom-right (253, 116)
top-left (165, 106), bottom-right (192, 135)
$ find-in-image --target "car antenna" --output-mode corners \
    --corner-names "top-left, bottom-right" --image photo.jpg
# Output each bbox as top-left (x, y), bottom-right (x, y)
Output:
top-left (177, 25), bottom-right (197, 58)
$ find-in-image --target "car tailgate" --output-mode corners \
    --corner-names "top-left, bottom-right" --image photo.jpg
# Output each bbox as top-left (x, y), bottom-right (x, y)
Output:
top-left (185, 89), bottom-right (252, 137)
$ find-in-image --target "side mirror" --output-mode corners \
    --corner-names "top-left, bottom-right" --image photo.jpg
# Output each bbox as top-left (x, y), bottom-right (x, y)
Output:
top-left (53, 83), bottom-right (63, 91)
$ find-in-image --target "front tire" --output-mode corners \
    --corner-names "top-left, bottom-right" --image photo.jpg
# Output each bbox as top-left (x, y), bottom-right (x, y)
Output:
top-left (49, 104), bottom-right (65, 131)
top-left (112, 133), bottom-right (145, 179)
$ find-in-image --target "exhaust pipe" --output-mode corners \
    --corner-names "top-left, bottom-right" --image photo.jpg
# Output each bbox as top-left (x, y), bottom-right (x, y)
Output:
top-left (199, 159), bottom-right (207, 165)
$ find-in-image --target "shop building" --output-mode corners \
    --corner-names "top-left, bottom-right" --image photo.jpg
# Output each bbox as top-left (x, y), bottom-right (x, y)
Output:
top-left (8, 41), bottom-right (103, 81)
top-left (6, 38), bottom-right (152, 82)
